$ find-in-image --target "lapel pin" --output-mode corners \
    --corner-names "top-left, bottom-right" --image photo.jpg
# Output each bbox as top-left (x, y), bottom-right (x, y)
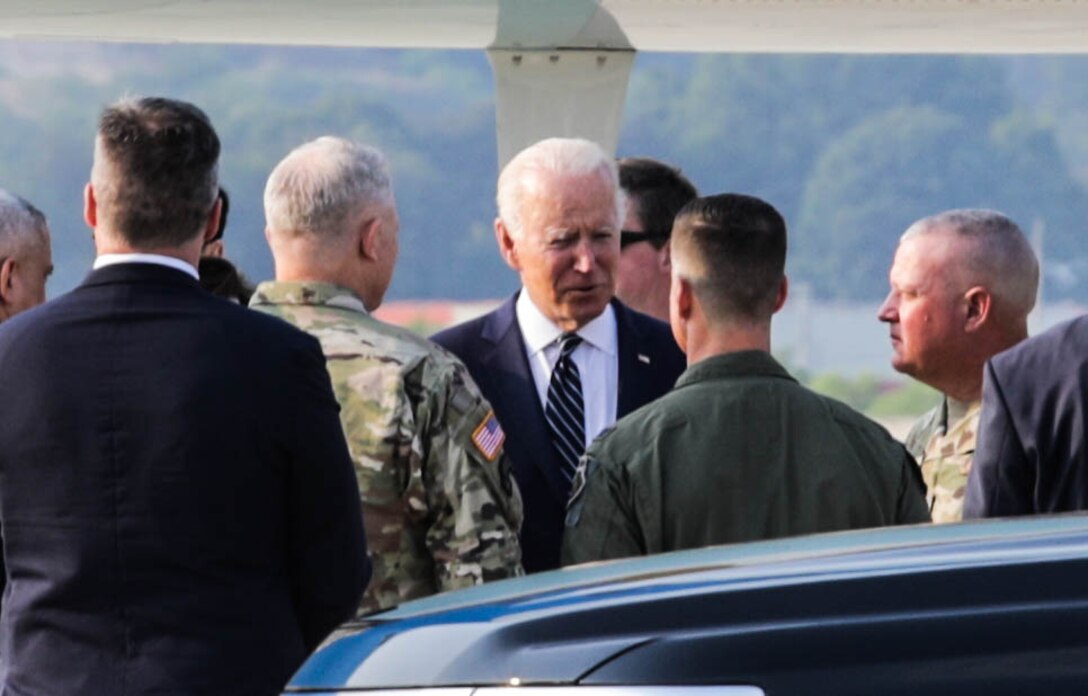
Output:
top-left (638, 354), bottom-right (651, 364)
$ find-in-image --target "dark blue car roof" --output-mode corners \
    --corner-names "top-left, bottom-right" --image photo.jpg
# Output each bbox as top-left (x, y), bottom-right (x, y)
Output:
top-left (289, 515), bottom-right (1088, 692)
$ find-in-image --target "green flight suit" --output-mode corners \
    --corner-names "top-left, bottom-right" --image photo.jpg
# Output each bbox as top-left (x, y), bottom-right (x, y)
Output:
top-left (562, 350), bottom-right (930, 565)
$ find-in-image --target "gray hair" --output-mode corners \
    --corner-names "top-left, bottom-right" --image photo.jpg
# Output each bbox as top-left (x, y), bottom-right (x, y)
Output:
top-left (0, 190), bottom-right (48, 256)
top-left (902, 208), bottom-right (1039, 316)
top-left (264, 136), bottom-right (393, 238)
top-left (496, 137), bottom-right (624, 238)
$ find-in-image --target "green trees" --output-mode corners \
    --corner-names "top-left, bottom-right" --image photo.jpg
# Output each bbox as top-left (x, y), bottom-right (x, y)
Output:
top-left (620, 54), bottom-right (1088, 301)
top-left (0, 44), bottom-right (1085, 304)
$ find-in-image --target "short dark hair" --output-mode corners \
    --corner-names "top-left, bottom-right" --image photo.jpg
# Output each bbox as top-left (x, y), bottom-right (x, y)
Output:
top-left (672, 193), bottom-right (787, 322)
top-left (198, 256), bottom-right (254, 305)
top-left (617, 157), bottom-right (698, 249)
top-left (92, 97), bottom-right (220, 248)
top-left (209, 188), bottom-right (230, 243)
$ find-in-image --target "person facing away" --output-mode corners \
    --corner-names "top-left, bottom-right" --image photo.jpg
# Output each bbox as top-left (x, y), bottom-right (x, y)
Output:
top-left (251, 136), bottom-right (524, 612)
top-left (0, 97), bottom-right (370, 696)
top-left (0, 189), bottom-right (52, 322)
top-left (614, 157), bottom-right (698, 323)
top-left (562, 193), bottom-right (930, 565)
top-left (877, 210), bottom-right (1038, 523)
top-left (198, 187), bottom-right (256, 304)
top-left (432, 137), bottom-right (685, 573)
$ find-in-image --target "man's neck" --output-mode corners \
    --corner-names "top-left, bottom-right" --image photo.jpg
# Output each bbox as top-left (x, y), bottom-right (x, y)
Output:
top-left (273, 266), bottom-right (374, 309)
top-left (685, 323), bottom-right (772, 366)
top-left (96, 237), bottom-right (202, 270)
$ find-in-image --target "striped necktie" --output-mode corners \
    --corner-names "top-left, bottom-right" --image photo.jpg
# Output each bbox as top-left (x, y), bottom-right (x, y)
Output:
top-left (545, 332), bottom-right (585, 484)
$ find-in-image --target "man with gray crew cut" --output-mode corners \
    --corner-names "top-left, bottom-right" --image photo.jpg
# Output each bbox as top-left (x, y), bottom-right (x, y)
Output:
top-left (563, 193), bottom-right (928, 565)
top-left (0, 190), bottom-right (52, 322)
top-left (252, 136), bottom-right (524, 613)
top-left (878, 209), bottom-right (1038, 523)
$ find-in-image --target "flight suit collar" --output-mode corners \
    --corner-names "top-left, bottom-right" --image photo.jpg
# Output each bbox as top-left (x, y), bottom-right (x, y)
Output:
top-left (675, 349), bottom-right (795, 389)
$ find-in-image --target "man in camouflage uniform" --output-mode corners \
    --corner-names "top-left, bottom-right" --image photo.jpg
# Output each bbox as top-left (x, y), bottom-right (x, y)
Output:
top-left (878, 209), bottom-right (1038, 523)
top-left (253, 136), bottom-right (523, 612)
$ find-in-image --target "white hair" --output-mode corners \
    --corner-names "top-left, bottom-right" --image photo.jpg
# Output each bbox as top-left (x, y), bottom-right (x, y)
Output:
top-left (264, 136), bottom-right (393, 238)
top-left (496, 137), bottom-right (624, 238)
top-left (902, 208), bottom-right (1039, 317)
top-left (0, 189), bottom-right (48, 256)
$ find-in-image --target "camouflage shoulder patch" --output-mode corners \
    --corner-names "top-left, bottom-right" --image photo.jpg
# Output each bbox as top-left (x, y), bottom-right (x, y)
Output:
top-left (471, 410), bottom-right (505, 462)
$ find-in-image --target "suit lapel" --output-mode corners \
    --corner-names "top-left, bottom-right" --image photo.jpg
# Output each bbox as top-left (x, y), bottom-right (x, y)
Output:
top-left (614, 300), bottom-right (659, 418)
top-left (480, 296), bottom-right (572, 504)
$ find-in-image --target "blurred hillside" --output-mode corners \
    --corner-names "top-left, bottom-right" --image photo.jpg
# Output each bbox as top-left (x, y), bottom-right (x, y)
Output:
top-left (1, 43), bottom-right (1087, 308)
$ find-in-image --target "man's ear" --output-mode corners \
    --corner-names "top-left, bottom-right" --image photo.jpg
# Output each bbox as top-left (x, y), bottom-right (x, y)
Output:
top-left (659, 241), bottom-right (671, 272)
top-left (772, 275), bottom-right (789, 314)
top-left (964, 286), bottom-right (992, 332)
top-left (495, 218), bottom-right (520, 272)
top-left (358, 216), bottom-right (383, 261)
top-left (675, 275), bottom-right (695, 322)
top-left (201, 197), bottom-right (223, 245)
top-left (202, 239), bottom-right (225, 258)
top-left (83, 183), bottom-right (97, 229)
top-left (0, 256), bottom-right (16, 308)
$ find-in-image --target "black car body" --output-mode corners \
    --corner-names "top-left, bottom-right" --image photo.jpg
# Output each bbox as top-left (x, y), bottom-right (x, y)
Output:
top-left (286, 516), bottom-right (1088, 695)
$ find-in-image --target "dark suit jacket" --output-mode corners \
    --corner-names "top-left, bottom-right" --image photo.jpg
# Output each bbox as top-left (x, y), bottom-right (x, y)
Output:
top-left (0, 264), bottom-right (370, 696)
top-left (433, 295), bottom-right (685, 572)
top-left (964, 315), bottom-right (1088, 517)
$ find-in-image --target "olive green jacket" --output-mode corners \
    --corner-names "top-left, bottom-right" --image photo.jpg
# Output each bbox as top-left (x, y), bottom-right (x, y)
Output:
top-left (562, 350), bottom-right (930, 565)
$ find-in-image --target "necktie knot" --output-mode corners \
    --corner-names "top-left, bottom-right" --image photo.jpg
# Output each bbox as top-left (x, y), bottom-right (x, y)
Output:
top-left (558, 332), bottom-right (582, 358)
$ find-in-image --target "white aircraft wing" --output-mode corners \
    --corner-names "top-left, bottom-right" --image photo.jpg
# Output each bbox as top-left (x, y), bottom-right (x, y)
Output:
top-left (4, 0), bottom-right (1084, 162)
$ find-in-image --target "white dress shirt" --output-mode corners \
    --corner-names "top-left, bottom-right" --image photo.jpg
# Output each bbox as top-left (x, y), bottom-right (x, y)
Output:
top-left (516, 290), bottom-right (618, 448)
top-left (93, 253), bottom-right (199, 280)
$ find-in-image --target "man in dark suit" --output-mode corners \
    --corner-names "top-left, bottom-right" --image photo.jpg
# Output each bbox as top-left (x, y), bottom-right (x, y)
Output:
top-left (0, 97), bottom-right (370, 696)
top-left (964, 316), bottom-right (1088, 517)
top-left (433, 138), bottom-right (685, 573)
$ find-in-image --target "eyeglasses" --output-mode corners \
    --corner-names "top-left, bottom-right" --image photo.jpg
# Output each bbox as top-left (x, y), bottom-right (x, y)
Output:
top-left (620, 230), bottom-right (670, 249)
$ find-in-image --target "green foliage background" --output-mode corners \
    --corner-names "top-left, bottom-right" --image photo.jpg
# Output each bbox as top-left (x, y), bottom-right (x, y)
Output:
top-left (1, 44), bottom-right (1086, 307)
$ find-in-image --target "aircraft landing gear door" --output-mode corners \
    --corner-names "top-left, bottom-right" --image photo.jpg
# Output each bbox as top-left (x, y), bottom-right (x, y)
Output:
top-left (488, 48), bottom-right (635, 167)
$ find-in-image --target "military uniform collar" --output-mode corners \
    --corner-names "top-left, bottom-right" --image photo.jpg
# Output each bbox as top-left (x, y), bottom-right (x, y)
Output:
top-left (675, 350), bottom-right (795, 389)
top-left (249, 280), bottom-right (369, 314)
top-left (940, 395), bottom-right (981, 435)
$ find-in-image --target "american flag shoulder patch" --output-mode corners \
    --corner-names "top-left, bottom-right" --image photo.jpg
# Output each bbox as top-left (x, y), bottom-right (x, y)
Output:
top-left (472, 410), bottom-right (505, 461)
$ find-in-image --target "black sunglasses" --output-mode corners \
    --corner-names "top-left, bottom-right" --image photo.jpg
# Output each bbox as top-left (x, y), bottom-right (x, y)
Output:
top-left (620, 230), bottom-right (670, 249)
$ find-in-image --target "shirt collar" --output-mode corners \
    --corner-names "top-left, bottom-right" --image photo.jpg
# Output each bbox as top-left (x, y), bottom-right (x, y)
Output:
top-left (94, 253), bottom-right (199, 280)
top-left (516, 289), bottom-right (617, 356)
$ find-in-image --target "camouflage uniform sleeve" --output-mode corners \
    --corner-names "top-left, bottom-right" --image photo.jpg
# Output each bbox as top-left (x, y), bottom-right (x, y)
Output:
top-left (416, 360), bottom-right (524, 590)
top-left (560, 432), bottom-right (645, 566)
